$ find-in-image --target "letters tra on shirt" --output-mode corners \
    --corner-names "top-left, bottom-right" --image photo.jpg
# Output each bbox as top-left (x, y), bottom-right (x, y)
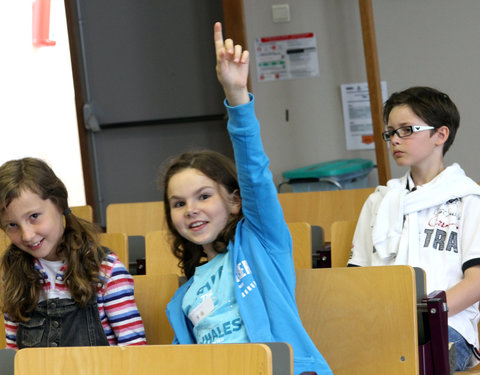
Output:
top-left (182, 251), bottom-right (249, 344)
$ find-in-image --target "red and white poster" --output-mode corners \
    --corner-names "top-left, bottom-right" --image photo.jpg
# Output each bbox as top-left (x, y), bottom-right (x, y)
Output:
top-left (254, 32), bottom-right (319, 82)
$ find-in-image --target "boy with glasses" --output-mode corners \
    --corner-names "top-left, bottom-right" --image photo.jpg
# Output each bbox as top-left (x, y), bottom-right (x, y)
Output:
top-left (348, 86), bottom-right (480, 371)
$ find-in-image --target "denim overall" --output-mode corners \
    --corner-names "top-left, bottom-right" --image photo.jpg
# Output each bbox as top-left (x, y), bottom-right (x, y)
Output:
top-left (17, 295), bottom-right (109, 348)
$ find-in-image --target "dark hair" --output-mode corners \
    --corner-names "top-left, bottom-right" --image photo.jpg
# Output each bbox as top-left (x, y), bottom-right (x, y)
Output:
top-left (0, 157), bottom-right (105, 322)
top-left (383, 86), bottom-right (460, 155)
top-left (161, 150), bottom-right (242, 279)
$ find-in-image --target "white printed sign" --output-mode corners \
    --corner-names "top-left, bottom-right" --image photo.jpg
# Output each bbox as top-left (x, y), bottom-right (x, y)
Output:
top-left (341, 82), bottom-right (388, 150)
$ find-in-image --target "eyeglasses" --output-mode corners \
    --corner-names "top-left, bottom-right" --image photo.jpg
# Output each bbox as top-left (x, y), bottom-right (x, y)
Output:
top-left (382, 125), bottom-right (435, 142)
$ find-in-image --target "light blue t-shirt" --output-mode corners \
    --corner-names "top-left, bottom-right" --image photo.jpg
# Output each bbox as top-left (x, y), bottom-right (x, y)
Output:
top-left (182, 251), bottom-right (249, 344)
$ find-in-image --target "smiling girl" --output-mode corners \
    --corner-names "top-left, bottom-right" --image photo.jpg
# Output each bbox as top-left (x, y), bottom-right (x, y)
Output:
top-left (0, 157), bottom-right (146, 349)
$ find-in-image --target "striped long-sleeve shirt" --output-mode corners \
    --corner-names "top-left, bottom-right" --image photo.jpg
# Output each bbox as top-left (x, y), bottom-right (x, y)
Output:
top-left (4, 251), bottom-right (147, 349)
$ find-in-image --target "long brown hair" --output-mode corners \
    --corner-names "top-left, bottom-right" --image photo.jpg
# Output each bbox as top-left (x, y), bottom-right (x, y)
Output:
top-left (161, 150), bottom-right (243, 279)
top-left (0, 158), bottom-right (105, 322)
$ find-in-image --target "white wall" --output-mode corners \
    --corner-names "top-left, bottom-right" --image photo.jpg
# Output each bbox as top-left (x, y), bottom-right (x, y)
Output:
top-left (2, 1), bottom-right (479, 206)
top-left (0, 0), bottom-right (85, 205)
top-left (374, 0), bottom-right (480, 181)
top-left (244, 0), bottom-right (480, 185)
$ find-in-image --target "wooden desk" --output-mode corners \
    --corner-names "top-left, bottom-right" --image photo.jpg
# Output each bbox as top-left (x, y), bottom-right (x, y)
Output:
top-left (296, 266), bottom-right (419, 374)
top-left (14, 344), bottom-right (276, 374)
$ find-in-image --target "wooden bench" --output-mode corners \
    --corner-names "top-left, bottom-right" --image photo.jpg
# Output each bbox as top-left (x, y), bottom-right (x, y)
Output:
top-left (71, 204), bottom-right (94, 222)
top-left (278, 188), bottom-right (373, 242)
top-left (143, 222), bottom-right (315, 276)
top-left (106, 201), bottom-right (166, 236)
top-left (132, 273), bottom-right (179, 345)
top-left (330, 220), bottom-right (356, 267)
top-left (99, 232), bottom-right (129, 268)
top-left (145, 230), bottom-right (180, 276)
top-left (105, 189), bottom-right (374, 244)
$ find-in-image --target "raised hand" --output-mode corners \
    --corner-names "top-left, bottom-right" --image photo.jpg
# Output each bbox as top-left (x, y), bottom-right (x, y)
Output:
top-left (214, 22), bottom-right (250, 106)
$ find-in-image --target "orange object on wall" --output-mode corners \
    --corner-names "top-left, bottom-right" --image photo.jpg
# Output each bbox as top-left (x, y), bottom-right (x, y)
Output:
top-left (32, 0), bottom-right (56, 47)
top-left (361, 134), bottom-right (375, 144)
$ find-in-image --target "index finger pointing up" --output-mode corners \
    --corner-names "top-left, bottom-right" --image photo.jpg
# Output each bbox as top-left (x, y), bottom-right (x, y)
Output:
top-left (214, 22), bottom-right (225, 56)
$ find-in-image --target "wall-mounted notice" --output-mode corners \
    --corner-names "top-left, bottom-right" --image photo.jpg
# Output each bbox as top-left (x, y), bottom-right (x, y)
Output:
top-left (341, 82), bottom-right (388, 150)
top-left (254, 32), bottom-right (319, 82)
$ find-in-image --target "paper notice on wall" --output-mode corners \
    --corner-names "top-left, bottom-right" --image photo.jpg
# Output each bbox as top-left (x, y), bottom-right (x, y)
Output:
top-left (254, 33), bottom-right (319, 82)
top-left (341, 82), bottom-right (388, 150)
